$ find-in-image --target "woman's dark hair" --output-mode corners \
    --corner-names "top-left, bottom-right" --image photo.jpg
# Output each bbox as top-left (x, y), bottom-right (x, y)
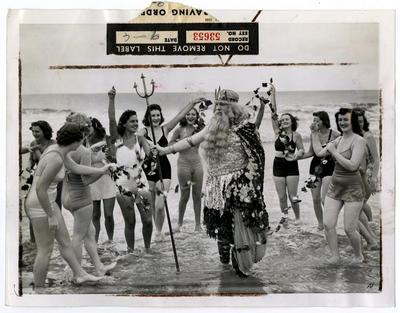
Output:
top-left (281, 113), bottom-right (298, 131)
top-left (90, 117), bottom-right (106, 142)
top-left (179, 108), bottom-right (205, 132)
top-left (56, 123), bottom-right (84, 146)
top-left (30, 120), bottom-right (53, 140)
top-left (335, 108), bottom-right (362, 135)
top-left (313, 111), bottom-right (331, 128)
top-left (117, 110), bottom-right (137, 137)
top-left (352, 108), bottom-right (370, 132)
top-left (142, 104), bottom-right (164, 127)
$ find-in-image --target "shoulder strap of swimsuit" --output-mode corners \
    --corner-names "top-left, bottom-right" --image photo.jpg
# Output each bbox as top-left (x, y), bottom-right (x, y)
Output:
top-left (328, 129), bottom-right (332, 141)
top-left (161, 125), bottom-right (166, 138)
top-left (41, 149), bottom-right (64, 161)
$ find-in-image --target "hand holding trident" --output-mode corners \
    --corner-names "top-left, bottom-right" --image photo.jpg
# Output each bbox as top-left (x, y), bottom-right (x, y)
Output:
top-left (134, 74), bottom-right (180, 273)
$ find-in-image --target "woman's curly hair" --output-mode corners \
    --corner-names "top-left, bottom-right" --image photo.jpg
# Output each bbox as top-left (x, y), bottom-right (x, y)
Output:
top-left (90, 117), bottom-right (106, 141)
top-left (335, 108), bottom-right (363, 136)
top-left (280, 113), bottom-right (298, 131)
top-left (30, 120), bottom-right (53, 140)
top-left (117, 110), bottom-right (137, 137)
top-left (142, 104), bottom-right (164, 127)
top-left (56, 122), bottom-right (84, 146)
top-left (179, 108), bottom-right (205, 133)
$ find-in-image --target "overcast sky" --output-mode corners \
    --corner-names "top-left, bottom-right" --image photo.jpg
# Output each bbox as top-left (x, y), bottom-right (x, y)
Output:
top-left (20, 11), bottom-right (379, 94)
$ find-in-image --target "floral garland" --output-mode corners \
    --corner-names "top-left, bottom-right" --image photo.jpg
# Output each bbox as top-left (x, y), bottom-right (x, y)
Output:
top-left (94, 139), bottom-right (152, 210)
top-left (21, 168), bottom-right (35, 191)
top-left (109, 165), bottom-right (150, 209)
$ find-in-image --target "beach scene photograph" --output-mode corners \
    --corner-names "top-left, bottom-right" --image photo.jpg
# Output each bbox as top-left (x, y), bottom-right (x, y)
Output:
top-left (6, 6), bottom-right (395, 307)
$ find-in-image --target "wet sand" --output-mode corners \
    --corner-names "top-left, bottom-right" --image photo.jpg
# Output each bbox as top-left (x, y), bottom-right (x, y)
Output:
top-left (19, 143), bottom-right (382, 295)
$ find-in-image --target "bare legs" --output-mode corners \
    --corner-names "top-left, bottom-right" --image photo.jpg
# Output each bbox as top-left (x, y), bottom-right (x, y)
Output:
top-left (273, 175), bottom-right (300, 221)
top-left (30, 206), bottom-right (101, 287)
top-left (116, 192), bottom-right (153, 251)
top-left (92, 197), bottom-right (116, 242)
top-left (176, 159), bottom-right (203, 231)
top-left (149, 179), bottom-right (171, 236)
top-left (310, 176), bottom-right (331, 230)
top-left (310, 180), bottom-right (324, 229)
top-left (30, 218), bottom-right (54, 286)
top-left (70, 204), bottom-right (116, 275)
top-left (323, 196), bottom-right (364, 263)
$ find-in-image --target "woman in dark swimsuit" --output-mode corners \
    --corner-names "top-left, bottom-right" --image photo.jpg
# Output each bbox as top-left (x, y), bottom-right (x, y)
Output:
top-left (269, 84), bottom-right (304, 227)
top-left (302, 111), bottom-right (340, 230)
top-left (139, 99), bottom-right (205, 240)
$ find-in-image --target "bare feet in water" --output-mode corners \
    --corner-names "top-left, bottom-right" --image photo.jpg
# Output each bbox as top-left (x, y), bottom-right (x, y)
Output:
top-left (95, 262), bottom-right (117, 276)
top-left (326, 254), bottom-right (340, 264)
top-left (74, 274), bottom-right (103, 285)
top-left (194, 225), bottom-right (202, 232)
top-left (352, 255), bottom-right (365, 264)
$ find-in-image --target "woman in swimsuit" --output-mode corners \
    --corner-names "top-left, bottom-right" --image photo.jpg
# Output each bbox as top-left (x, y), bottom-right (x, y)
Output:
top-left (108, 87), bottom-right (153, 253)
top-left (62, 113), bottom-right (116, 275)
top-left (139, 98), bottom-right (205, 240)
top-left (352, 108), bottom-right (379, 250)
top-left (312, 108), bottom-right (367, 263)
top-left (302, 111), bottom-right (340, 230)
top-left (24, 123), bottom-right (110, 288)
top-left (169, 108), bottom-right (205, 233)
top-left (353, 108), bottom-right (380, 219)
top-left (21, 121), bottom-right (61, 243)
top-left (88, 118), bottom-right (117, 243)
top-left (269, 84), bottom-right (304, 226)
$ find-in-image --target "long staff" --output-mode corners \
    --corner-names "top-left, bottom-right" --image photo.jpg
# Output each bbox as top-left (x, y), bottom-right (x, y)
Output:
top-left (134, 74), bottom-right (180, 273)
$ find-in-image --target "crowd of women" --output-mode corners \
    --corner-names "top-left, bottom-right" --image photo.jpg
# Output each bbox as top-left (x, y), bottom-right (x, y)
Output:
top-left (20, 82), bottom-right (380, 289)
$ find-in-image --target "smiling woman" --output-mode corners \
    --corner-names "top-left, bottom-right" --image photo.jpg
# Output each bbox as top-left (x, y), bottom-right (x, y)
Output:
top-left (169, 108), bottom-right (205, 232)
top-left (107, 86), bottom-right (153, 253)
top-left (138, 97), bottom-right (204, 241)
top-left (311, 108), bottom-right (367, 264)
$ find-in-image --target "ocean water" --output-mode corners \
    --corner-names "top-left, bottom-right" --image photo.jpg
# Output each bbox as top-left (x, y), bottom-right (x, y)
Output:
top-left (21, 90), bottom-right (380, 146)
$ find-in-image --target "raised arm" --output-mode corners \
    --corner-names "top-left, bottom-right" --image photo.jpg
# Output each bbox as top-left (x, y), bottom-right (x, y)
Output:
top-left (328, 136), bottom-right (366, 172)
top-left (269, 85), bottom-right (280, 136)
top-left (255, 99), bottom-right (266, 129)
top-left (163, 98), bottom-right (205, 135)
top-left (108, 86), bottom-right (119, 142)
top-left (159, 126), bottom-right (207, 155)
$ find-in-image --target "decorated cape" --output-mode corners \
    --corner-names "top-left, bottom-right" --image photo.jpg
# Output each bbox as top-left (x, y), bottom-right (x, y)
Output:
top-left (203, 121), bottom-right (269, 239)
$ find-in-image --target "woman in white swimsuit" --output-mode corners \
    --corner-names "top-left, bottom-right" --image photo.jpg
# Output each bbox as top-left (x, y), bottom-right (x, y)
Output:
top-left (108, 87), bottom-right (153, 253)
top-left (88, 117), bottom-right (117, 243)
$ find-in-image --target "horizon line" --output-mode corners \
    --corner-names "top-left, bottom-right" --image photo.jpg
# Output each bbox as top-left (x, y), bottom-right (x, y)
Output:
top-left (22, 89), bottom-right (380, 96)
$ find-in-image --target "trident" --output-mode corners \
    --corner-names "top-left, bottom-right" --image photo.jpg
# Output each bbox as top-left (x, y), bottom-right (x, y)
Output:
top-left (134, 74), bottom-right (180, 273)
